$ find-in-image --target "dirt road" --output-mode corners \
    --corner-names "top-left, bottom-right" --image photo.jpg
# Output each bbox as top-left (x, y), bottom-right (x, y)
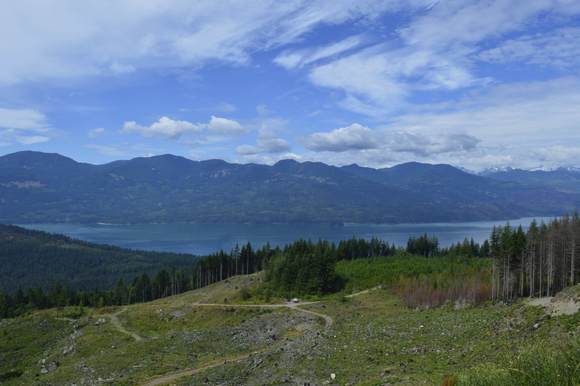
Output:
top-left (140, 287), bottom-right (381, 385)
top-left (108, 308), bottom-right (145, 342)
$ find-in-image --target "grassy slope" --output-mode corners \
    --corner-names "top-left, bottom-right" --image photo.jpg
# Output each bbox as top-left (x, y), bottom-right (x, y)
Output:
top-left (1, 271), bottom-right (578, 385)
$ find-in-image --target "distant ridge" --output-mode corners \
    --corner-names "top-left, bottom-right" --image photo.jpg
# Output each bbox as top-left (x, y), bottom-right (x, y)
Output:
top-left (484, 168), bottom-right (580, 194)
top-left (0, 151), bottom-right (579, 224)
top-left (0, 223), bottom-right (196, 292)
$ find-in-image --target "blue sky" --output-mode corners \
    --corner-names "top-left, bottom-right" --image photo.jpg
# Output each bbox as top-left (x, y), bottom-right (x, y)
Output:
top-left (1, 0), bottom-right (580, 170)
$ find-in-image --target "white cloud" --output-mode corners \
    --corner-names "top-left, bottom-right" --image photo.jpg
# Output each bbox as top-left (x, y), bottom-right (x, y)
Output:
top-left (0, 1), bottom-right (399, 84)
top-left (305, 123), bottom-right (379, 152)
top-left (256, 104), bottom-right (270, 116)
top-left (122, 115), bottom-right (246, 141)
top-left (237, 137), bottom-right (291, 155)
top-left (398, 1), bottom-right (552, 49)
top-left (531, 145), bottom-right (580, 170)
top-left (292, 71), bottom-right (580, 169)
top-left (207, 116), bottom-right (246, 135)
top-left (236, 151), bottom-right (301, 165)
top-left (309, 44), bottom-right (485, 116)
top-left (389, 132), bottom-right (479, 157)
top-left (236, 116), bottom-right (291, 155)
top-left (215, 102), bottom-right (237, 113)
top-left (478, 27), bottom-right (580, 68)
top-left (0, 108), bottom-right (52, 146)
top-left (309, 48), bottom-right (408, 116)
top-left (0, 130), bottom-right (51, 146)
top-left (260, 137), bottom-right (291, 153)
top-left (85, 142), bottom-right (165, 159)
top-left (16, 135), bottom-right (50, 145)
top-left (274, 35), bottom-right (363, 69)
top-left (88, 127), bottom-right (105, 138)
top-left (303, 121), bottom-right (480, 161)
top-left (0, 108), bottom-right (49, 131)
top-left (236, 113), bottom-right (293, 156)
top-left (109, 62), bottom-right (136, 75)
top-left (3, 0), bottom-right (580, 171)
top-left (122, 116), bottom-right (201, 139)
top-left (85, 144), bottom-right (126, 157)
top-left (389, 77), bottom-right (580, 144)
top-left (346, 76), bottom-right (580, 170)
top-left (304, 0), bottom-right (580, 117)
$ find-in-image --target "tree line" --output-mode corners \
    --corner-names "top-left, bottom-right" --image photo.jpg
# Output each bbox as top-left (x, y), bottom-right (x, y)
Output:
top-left (491, 214), bottom-right (580, 301)
top-left (264, 238), bottom-right (401, 296)
top-left (264, 236), bottom-right (491, 297)
top-left (0, 224), bottom-right (197, 293)
top-left (1, 235), bottom-right (490, 318)
top-left (0, 242), bottom-right (275, 318)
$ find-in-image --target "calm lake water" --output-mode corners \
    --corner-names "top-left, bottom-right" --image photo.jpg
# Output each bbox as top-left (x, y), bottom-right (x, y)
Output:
top-left (20, 217), bottom-right (551, 256)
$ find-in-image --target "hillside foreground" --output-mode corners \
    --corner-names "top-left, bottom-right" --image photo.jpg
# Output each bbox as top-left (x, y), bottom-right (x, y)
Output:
top-left (1, 274), bottom-right (579, 385)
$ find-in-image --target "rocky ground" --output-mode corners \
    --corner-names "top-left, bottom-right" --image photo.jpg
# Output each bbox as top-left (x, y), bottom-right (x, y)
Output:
top-left (526, 284), bottom-right (580, 316)
top-left (1, 277), bottom-right (578, 385)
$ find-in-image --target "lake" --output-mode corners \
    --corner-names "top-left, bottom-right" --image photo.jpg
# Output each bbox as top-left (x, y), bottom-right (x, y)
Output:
top-left (19, 217), bottom-right (551, 256)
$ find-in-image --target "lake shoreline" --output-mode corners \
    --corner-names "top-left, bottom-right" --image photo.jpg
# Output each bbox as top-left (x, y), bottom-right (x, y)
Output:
top-left (16, 217), bottom-right (550, 256)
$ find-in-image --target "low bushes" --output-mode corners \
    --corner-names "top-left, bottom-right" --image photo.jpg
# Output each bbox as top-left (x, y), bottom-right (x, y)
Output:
top-left (393, 272), bottom-right (491, 309)
top-left (453, 339), bottom-right (580, 386)
top-left (337, 254), bottom-right (492, 308)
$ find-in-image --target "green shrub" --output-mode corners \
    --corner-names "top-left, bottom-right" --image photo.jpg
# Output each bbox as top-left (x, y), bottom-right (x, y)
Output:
top-left (456, 339), bottom-right (580, 386)
top-left (239, 287), bottom-right (252, 301)
top-left (336, 254), bottom-right (491, 293)
top-left (0, 369), bottom-right (23, 382)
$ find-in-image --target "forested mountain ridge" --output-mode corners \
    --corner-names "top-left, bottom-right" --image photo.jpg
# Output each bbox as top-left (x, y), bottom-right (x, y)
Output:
top-left (0, 224), bottom-right (197, 292)
top-left (1, 151), bottom-right (579, 224)
top-left (483, 167), bottom-right (580, 194)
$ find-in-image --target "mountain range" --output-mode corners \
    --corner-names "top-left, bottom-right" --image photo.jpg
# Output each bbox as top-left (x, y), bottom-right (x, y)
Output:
top-left (1, 151), bottom-right (579, 224)
top-left (482, 167), bottom-right (580, 194)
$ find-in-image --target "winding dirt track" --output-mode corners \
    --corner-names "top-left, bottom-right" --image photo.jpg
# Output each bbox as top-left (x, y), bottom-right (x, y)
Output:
top-left (140, 302), bottom-right (329, 386)
top-left (191, 301), bottom-right (333, 328)
top-left (139, 286), bottom-right (380, 386)
top-left (108, 308), bottom-right (145, 342)
top-left (141, 349), bottom-right (267, 386)
top-left (345, 285), bottom-right (381, 298)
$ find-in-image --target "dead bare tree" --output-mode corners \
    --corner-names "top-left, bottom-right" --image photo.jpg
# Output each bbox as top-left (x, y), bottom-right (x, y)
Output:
top-left (492, 215), bottom-right (580, 301)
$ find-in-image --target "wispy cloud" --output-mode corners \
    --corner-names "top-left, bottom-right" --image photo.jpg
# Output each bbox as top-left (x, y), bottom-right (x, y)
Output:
top-left (0, 130), bottom-right (50, 146)
top-left (236, 136), bottom-right (291, 155)
top-left (0, 108), bottom-right (49, 132)
top-left (478, 27), bottom-right (580, 68)
top-left (0, 108), bottom-right (52, 145)
top-left (299, 76), bottom-right (580, 170)
top-left (236, 113), bottom-right (292, 156)
top-left (389, 77), bottom-right (580, 144)
top-left (304, 1), bottom-right (580, 117)
top-left (88, 127), bottom-right (105, 138)
top-left (0, 1), bottom-right (398, 84)
top-left (308, 44), bottom-right (483, 116)
top-left (85, 143), bottom-right (164, 159)
top-left (3, 0), bottom-right (580, 170)
top-left (274, 35), bottom-right (364, 69)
